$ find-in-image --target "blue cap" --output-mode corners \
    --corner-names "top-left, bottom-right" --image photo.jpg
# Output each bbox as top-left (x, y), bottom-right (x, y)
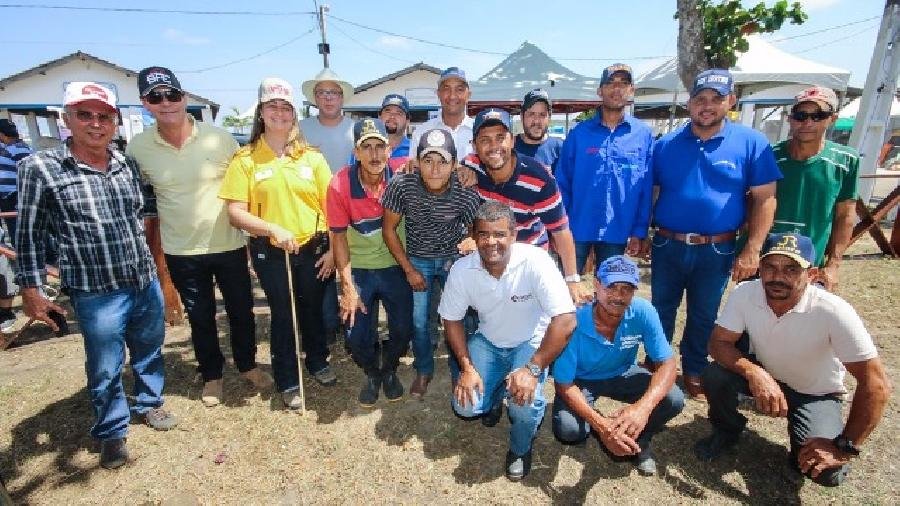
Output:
top-left (438, 66), bottom-right (468, 86)
top-left (417, 128), bottom-right (456, 162)
top-left (691, 69), bottom-right (734, 97)
top-left (522, 88), bottom-right (551, 112)
top-left (380, 93), bottom-right (409, 116)
top-left (761, 233), bottom-right (816, 269)
top-left (597, 255), bottom-right (639, 288)
top-left (600, 63), bottom-right (633, 85)
top-left (472, 108), bottom-right (512, 137)
top-left (353, 118), bottom-right (388, 147)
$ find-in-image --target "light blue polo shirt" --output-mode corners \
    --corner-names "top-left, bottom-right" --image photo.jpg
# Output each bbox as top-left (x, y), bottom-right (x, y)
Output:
top-left (551, 297), bottom-right (672, 383)
top-left (652, 120), bottom-right (781, 235)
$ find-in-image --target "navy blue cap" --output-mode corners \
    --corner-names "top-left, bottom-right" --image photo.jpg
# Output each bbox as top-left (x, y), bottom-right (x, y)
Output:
top-left (522, 88), bottom-right (551, 112)
top-left (472, 108), bottom-right (512, 137)
top-left (353, 118), bottom-right (388, 147)
top-left (596, 255), bottom-right (639, 288)
top-left (761, 233), bottom-right (816, 269)
top-left (438, 67), bottom-right (468, 86)
top-left (417, 128), bottom-right (456, 162)
top-left (691, 69), bottom-right (734, 97)
top-left (380, 93), bottom-right (409, 116)
top-left (137, 66), bottom-right (182, 97)
top-left (0, 119), bottom-right (17, 137)
top-left (600, 63), bottom-right (633, 85)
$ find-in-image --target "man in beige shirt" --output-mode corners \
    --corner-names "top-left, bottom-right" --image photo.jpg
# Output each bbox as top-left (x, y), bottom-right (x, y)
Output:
top-left (127, 66), bottom-right (272, 407)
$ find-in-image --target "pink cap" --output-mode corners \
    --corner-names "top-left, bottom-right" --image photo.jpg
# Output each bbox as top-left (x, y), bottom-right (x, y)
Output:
top-left (794, 86), bottom-right (838, 112)
top-left (63, 82), bottom-right (117, 110)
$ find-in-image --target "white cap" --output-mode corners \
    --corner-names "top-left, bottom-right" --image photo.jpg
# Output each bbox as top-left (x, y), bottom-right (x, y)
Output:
top-left (63, 82), bottom-right (117, 110)
top-left (258, 77), bottom-right (294, 105)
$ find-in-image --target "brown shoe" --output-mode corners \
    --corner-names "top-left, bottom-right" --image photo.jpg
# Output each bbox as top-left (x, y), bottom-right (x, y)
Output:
top-left (409, 374), bottom-right (432, 400)
top-left (684, 374), bottom-right (706, 401)
top-left (242, 367), bottom-right (274, 391)
top-left (201, 379), bottom-right (223, 407)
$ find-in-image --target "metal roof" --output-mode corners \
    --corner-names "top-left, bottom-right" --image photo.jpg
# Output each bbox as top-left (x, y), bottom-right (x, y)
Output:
top-left (353, 62), bottom-right (442, 94)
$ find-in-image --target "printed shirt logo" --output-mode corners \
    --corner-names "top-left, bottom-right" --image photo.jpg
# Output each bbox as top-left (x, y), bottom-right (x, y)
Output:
top-left (619, 334), bottom-right (641, 349)
top-left (510, 293), bottom-right (534, 303)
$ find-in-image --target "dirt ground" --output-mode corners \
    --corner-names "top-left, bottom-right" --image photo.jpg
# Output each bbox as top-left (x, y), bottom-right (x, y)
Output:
top-left (1, 235), bottom-right (897, 505)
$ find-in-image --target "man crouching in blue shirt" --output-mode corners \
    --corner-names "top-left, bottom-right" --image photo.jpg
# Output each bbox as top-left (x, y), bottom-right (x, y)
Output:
top-left (551, 255), bottom-right (684, 476)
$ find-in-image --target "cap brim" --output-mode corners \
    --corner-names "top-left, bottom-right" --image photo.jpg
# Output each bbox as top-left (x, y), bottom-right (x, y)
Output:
top-left (761, 251), bottom-right (811, 269)
top-left (691, 85), bottom-right (731, 97)
top-left (65, 98), bottom-right (117, 111)
top-left (355, 133), bottom-right (388, 147)
top-left (475, 118), bottom-right (510, 134)
top-left (599, 273), bottom-right (638, 288)
top-left (418, 147), bottom-right (454, 162)
top-left (141, 83), bottom-right (183, 97)
top-left (796, 98), bottom-right (835, 112)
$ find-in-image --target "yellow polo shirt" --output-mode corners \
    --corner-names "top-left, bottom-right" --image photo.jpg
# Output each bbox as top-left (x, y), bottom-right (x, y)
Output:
top-left (127, 118), bottom-right (245, 255)
top-left (218, 139), bottom-right (331, 247)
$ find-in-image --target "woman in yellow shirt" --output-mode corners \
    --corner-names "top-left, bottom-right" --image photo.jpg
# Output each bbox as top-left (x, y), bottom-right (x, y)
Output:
top-left (219, 77), bottom-right (336, 409)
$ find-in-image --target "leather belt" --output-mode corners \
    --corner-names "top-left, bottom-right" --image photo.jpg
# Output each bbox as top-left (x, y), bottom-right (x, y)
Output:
top-left (655, 227), bottom-right (736, 245)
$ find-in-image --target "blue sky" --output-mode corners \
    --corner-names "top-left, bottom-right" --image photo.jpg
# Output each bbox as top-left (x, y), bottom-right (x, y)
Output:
top-left (0, 0), bottom-right (888, 114)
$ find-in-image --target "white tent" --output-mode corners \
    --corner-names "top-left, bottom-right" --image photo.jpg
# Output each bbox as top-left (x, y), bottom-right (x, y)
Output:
top-left (839, 96), bottom-right (900, 118)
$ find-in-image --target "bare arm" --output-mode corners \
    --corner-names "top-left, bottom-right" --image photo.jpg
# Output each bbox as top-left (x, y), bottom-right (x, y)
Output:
top-left (549, 229), bottom-right (591, 304)
top-left (554, 381), bottom-right (640, 456)
top-left (610, 356), bottom-right (678, 440)
top-left (383, 209), bottom-right (425, 291)
top-left (507, 312), bottom-right (577, 406)
top-left (732, 182), bottom-right (777, 281)
top-left (709, 324), bottom-right (787, 417)
top-left (445, 318), bottom-right (483, 408)
top-left (820, 200), bottom-right (855, 290)
top-left (840, 357), bottom-right (892, 446)
top-left (331, 230), bottom-right (364, 327)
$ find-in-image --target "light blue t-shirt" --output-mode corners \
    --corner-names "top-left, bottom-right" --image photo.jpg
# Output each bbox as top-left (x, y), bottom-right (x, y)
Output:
top-left (551, 297), bottom-right (672, 383)
top-left (299, 115), bottom-right (354, 174)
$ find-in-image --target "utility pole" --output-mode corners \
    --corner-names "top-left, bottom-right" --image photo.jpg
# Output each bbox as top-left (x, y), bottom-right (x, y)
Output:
top-left (317, 4), bottom-right (331, 68)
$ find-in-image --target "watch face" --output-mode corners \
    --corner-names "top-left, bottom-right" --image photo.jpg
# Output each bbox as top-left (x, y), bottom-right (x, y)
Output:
top-left (527, 363), bottom-right (541, 376)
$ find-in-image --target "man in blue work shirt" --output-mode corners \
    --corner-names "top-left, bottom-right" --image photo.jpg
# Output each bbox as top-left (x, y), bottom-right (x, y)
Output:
top-left (349, 94), bottom-right (411, 170)
top-left (556, 64), bottom-right (655, 273)
top-left (514, 89), bottom-right (562, 173)
top-left (552, 255), bottom-right (683, 476)
top-left (650, 69), bottom-right (781, 399)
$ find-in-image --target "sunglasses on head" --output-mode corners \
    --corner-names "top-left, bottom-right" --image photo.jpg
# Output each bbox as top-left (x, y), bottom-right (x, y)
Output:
top-left (790, 109), bottom-right (831, 122)
top-left (72, 110), bottom-right (117, 125)
top-left (145, 89), bottom-right (185, 105)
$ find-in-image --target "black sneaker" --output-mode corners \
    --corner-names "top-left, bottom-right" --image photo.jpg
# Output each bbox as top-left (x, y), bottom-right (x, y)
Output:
top-left (100, 438), bottom-right (128, 469)
top-left (505, 449), bottom-right (532, 481)
top-left (382, 370), bottom-right (404, 401)
top-left (481, 400), bottom-right (503, 427)
top-left (358, 373), bottom-right (381, 407)
top-left (693, 430), bottom-right (740, 462)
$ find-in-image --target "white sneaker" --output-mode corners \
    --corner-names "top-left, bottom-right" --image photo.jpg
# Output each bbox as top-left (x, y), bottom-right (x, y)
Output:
top-left (0, 312), bottom-right (17, 333)
top-left (281, 390), bottom-right (303, 410)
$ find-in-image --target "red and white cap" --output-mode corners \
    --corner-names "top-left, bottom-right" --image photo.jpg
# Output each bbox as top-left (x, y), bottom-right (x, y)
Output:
top-left (794, 86), bottom-right (838, 112)
top-left (258, 77), bottom-right (294, 105)
top-left (63, 82), bottom-right (117, 110)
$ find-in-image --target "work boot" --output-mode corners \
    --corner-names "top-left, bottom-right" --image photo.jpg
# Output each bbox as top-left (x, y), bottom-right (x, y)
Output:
top-left (409, 373), bottom-right (431, 399)
top-left (505, 449), bottom-right (532, 481)
top-left (201, 379), bottom-right (223, 407)
top-left (359, 372), bottom-right (382, 407)
top-left (382, 370), bottom-right (404, 402)
top-left (693, 430), bottom-right (740, 461)
top-left (99, 438), bottom-right (128, 469)
top-left (242, 367), bottom-right (275, 391)
top-left (312, 366), bottom-right (337, 386)
top-left (482, 400), bottom-right (503, 427)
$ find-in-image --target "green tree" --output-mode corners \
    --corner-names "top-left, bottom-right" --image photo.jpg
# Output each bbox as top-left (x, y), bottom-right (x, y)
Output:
top-left (675, 0), bottom-right (807, 91)
top-left (222, 106), bottom-right (252, 134)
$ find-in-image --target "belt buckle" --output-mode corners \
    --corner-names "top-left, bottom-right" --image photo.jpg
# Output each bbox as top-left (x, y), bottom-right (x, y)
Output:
top-left (685, 232), bottom-right (701, 245)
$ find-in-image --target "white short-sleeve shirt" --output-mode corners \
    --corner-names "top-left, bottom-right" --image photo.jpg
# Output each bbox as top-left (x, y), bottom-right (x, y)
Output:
top-left (437, 243), bottom-right (575, 348)
top-left (410, 113), bottom-right (474, 161)
top-left (716, 280), bottom-right (878, 395)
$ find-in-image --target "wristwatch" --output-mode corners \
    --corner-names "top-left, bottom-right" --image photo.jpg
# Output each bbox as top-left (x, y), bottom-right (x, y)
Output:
top-left (832, 434), bottom-right (860, 456)
top-left (525, 362), bottom-right (542, 377)
top-left (564, 274), bottom-right (581, 283)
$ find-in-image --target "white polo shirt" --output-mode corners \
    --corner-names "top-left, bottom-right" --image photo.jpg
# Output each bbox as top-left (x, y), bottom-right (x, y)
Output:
top-left (410, 113), bottom-right (474, 160)
top-left (438, 243), bottom-right (575, 348)
top-left (716, 280), bottom-right (878, 395)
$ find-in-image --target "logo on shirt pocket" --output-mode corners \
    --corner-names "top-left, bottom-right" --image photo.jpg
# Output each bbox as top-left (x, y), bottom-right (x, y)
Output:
top-left (510, 293), bottom-right (534, 303)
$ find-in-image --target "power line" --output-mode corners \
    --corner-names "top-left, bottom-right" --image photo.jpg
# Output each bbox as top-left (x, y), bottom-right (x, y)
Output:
top-left (175, 27), bottom-right (317, 74)
top-left (328, 22), bottom-right (418, 66)
top-left (770, 15), bottom-right (879, 43)
top-left (794, 24), bottom-right (879, 54)
top-left (329, 15), bottom-right (509, 56)
top-left (0, 3), bottom-right (315, 15)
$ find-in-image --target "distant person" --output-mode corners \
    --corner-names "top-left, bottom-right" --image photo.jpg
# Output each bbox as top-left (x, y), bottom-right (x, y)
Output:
top-left (438, 201), bottom-right (576, 481)
top-left (410, 67), bottom-right (474, 160)
top-left (349, 94), bottom-right (412, 170)
top-left (770, 86), bottom-right (857, 290)
top-left (552, 256), bottom-right (684, 476)
top-left (381, 128), bottom-right (481, 399)
top-left (220, 78), bottom-right (336, 410)
top-left (16, 82), bottom-right (177, 470)
top-left (0, 118), bottom-right (31, 242)
top-left (650, 69), bottom-right (781, 399)
top-left (695, 233), bottom-right (891, 487)
top-left (513, 89), bottom-right (562, 173)
top-left (556, 64), bottom-right (655, 271)
top-left (326, 118), bottom-right (412, 406)
top-left (127, 66), bottom-right (270, 408)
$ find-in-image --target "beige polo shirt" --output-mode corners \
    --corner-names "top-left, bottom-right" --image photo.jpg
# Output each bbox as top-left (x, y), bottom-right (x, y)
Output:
top-left (716, 279), bottom-right (878, 395)
top-left (127, 118), bottom-right (244, 255)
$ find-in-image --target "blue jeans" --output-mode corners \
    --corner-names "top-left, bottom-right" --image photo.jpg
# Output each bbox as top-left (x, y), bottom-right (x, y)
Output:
top-left (346, 266), bottom-right (412, 374)
top-left (552, 365), bottom-right (685, 457)
top-left (451, 332), bottom-right (546, 457)
top-left (69, 278), bottom-right (166, 440)
top-left (574, 241), bottom-right (626, 274)
top-left (409, 255), bottom-right (456, 376)
top-left (650, 235), bottom-right (735, 377)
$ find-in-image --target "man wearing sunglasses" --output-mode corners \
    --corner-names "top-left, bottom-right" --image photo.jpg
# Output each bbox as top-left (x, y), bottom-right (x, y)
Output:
top-left (770, 86), bottom-right (858, 291)
top-left (16, 82), bottom-right (177, 470)
top-left (127, 67), bottom-right (271, 408)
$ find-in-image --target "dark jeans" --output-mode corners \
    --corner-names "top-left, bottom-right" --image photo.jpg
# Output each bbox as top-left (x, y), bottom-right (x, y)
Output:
top-left (0, 192), bottom-right (16, 247)
top-left (249, 238), bottom-right (332, 392)
top-left (346, 266), bottom-right (412, 374)
top-left (552, 365), bottom-right (685, 458)
top-left (702, 362), bottom-right (849, 487)
top-left (165, 247), bottom-right (256, 382)
top-left (574, 241), bottom-right (626, 274)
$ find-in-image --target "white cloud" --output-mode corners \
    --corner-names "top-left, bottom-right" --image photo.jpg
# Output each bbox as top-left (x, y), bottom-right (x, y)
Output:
top-left (162, 28), bottom-right (211, 46)
top-left (795, 0), bottom-right (840, 12)
top-left (377, 35), bottom-right (411, 49)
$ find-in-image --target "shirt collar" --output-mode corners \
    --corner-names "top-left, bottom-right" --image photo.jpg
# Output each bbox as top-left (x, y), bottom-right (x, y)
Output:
top-left (152, 115), bottom-right (198, 148)
top-left (349, 163), bottom-right (392, 199)
top-left (470, 243), bottom-right (528, 275)
top-left (61, 138), bottom-right (125, 173)
top-left (683, 118), bottom-right (732, 141)
top-left (752, 279), bottom-right (815, 315)
top-left (593, 112), bottom-right (633, 132)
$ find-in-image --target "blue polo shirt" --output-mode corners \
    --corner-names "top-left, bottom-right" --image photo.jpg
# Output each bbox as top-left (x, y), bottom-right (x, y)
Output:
top-left (551, 297), bottom-right (672, 383)
top-left (514, 135), bottom-right (562, 174)
top-left (556, 115), bottom-right (654, 243)
top-left (652, 120), bottom-right (781, 234)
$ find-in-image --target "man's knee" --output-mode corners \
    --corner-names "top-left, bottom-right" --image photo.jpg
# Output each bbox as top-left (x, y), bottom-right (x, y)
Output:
top-left (702, 362), bottom-right (741, 395)
top-left (657, 385), bottom-right (686, 421)
top-left (552, 406), bottom-right (588, 444)
top-left (451, 397), bottom-right (482, 419)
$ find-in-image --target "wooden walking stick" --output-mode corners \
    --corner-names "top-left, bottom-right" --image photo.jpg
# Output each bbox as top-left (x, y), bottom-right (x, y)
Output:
top-left (284, 249), bottom-right (306, 414)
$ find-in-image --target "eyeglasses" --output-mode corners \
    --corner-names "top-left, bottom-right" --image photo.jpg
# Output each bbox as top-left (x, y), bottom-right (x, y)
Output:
top-left (790, 110), bottom-right (832, 122)
top-left (314, 89), bottom-right (343, 99)
top-left (71, 110), bottom-right (118, 125)
top-left (145, 89), bottom-right (185, 105)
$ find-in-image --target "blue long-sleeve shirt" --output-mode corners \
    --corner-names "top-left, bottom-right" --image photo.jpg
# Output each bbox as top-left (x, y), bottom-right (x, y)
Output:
top-left (556, 114), bottom-right (654, 243)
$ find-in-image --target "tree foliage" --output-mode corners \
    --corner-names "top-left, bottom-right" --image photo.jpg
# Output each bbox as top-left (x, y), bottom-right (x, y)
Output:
top-left (222, 106), bottom-right (252, 133)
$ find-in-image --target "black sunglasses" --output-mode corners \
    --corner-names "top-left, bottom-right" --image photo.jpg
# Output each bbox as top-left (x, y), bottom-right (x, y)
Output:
top-left (145, 89), bottom-right (185, 105)
top-left (790, 109), bottom-right (832, 122)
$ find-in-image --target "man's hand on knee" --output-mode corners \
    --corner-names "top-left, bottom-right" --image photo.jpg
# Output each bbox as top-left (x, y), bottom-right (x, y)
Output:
top-left (746, 366), bottom-right (788, 417)
top-left (798, 437), bottom-right (851, 479)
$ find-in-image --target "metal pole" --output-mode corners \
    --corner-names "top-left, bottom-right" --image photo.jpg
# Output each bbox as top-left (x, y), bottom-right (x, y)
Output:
top-left (317, 4), bottom-right (331, 68)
